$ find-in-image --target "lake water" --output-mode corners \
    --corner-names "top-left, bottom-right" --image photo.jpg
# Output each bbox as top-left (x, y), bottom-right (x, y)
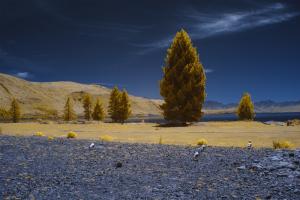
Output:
top-left (202, 112), bottom-right (300, 122)
top-left (130, 112), bottom-right (300, 123)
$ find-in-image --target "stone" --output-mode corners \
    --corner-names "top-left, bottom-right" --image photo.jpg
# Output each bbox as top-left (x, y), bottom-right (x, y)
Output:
top-left (277, 171), bottom-right (289, 177)
top-left (237, 165), bottom-right (246, 170)
top-left (116, 162), bottom-right (122, 168)
top-left (277, 161), bottom-right (295, 169)
top-left (251, 163), bottom-right (263, 171)
top-left (270, 156), bottom-right (282, 161)
top-left (194, 151), bottom-right (199, 158)
top-left (288, 152), bottom-right (294, 157)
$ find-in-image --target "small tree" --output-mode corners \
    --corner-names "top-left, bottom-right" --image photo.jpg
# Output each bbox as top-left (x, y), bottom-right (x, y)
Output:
top-left (119, 90), bottom-right (131, 123)
top-left (108, 86), bottom-right (121, 122)
top-left (92, 98), bottom-right (105, 121)
top-left (160, 29), bottom-right (206, 124)
top-left (64, 97), bottom-right (76, 121)
top-left (0, 107), bottom-right (10, 121)
top-left (237, 93), bottom-right (255, 120)
top-left (10, 98), bottom-right (21, 123)
top-left (83, 94), bottom-right (93, 120)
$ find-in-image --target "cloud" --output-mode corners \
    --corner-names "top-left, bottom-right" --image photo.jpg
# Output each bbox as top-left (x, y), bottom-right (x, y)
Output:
top-left (15, 72), bottom-right (31, 79)
top-left (188, 3), bottom-right (299, 39)
top-left (205, 68), bottom-right (214, 73)
top-left (136, 3), bottom-right (299, 53)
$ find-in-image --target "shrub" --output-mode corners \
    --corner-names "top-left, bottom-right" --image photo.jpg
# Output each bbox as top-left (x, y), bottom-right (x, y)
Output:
top-left (34, 131), bottom-right (45, 137)
top-left (67, 131), bottom-right (77, 139)
top-left (0, 127), bottom-right (2, 134)
top-left (100, 135), bottom-right (113, 142)
top-left (273, 140), bottom-right (293, 149)
top-left (48, 136), bottom-right (54, 140)
top-left (197, 138), bottom-right (208, 146)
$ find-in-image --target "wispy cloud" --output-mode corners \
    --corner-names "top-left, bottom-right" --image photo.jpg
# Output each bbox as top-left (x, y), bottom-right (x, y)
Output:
top-left (136, 3), bottom-right (299, 54)
top-left (188, 3), bottom-right (299, 39)
top-left (15, 72), bottom-right (32, 79)
top-left (205, 68), bottom-right (214, 74)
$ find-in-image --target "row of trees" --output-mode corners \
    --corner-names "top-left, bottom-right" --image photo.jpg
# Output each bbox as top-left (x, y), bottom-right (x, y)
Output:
top-left (64, 87), bottom-right (131, 123)
top-left (63, 95), bottom-right (105, 121)
top-left (159, 29), bottom-right (255, 123)
top-left (1, 86), bottom-right (131, 123)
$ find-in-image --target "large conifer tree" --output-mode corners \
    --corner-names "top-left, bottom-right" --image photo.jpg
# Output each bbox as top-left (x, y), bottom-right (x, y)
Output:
top-left (160, 29), bottom-right (206, 123)
top-left (108, 87), bottom-right (121, 122)
top-left (10, 98), bottom-right (21, 123)
top-left (237, 93), bottom-right (255, 120)
top-left (119, 90), bottom-right (131, 123)
top-left (92, 98), bottom-right (105, 121)
top-left (83, 94), bottom-right (93, 120)
top-left (64, 97), bottom-right (76, 121)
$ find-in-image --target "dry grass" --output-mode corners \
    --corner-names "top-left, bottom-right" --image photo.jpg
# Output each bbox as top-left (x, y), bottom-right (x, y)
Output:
top-left (99, 134), bottom-right (113, 142)
top-left (273, 140), bottom-right (293, 149)
top-left (1, 121), bottom-right (300, 148)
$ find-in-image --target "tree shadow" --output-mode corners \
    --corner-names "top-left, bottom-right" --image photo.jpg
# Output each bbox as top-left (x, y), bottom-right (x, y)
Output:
top-left (154, 122), bottom-right (190, 127)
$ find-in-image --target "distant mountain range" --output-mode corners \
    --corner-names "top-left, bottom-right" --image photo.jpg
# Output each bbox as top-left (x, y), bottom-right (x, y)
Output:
top-left (204, 100), bottom-right (300, 113)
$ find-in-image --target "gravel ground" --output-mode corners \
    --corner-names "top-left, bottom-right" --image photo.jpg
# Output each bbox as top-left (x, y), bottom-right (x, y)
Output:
top-left (0, 135), bottom-right (299, 200)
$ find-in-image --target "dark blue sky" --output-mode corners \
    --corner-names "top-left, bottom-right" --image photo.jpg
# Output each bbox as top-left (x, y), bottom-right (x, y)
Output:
top-left (0, 0), bottom-right (300, 103)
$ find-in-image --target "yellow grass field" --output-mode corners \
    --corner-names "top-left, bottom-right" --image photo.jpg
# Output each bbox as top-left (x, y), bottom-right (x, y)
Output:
top-left (1, 121), bottom-right (300, 148)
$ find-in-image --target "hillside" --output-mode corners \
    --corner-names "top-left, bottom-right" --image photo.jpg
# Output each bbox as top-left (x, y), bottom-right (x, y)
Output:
top-left (0, 73), bottom-right (161, 118)
top-left (1, 73), bottom-right (299, 119)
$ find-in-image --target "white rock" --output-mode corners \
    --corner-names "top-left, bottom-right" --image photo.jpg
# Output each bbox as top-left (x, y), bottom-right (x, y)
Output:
top-left (237, 165), bottom-right (246, 170)
top-left (89, 143), bottom-right (95, 148)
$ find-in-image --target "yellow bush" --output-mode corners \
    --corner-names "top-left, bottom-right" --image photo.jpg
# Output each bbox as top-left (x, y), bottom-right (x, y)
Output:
top-left (34, 131), bottom-right (44, 137)
top-left (100, 135), bottom-right (113, 142)
top-left (273, 140), bottom-right (293, 149)
top-left (67, 131), bottom-right (77, 139)
top-left (48, 136), bottom-right (54, 140)
top-left (197, 138), bottom-right (208, 146)
top-left (0, 127), bottom-right (2, 134)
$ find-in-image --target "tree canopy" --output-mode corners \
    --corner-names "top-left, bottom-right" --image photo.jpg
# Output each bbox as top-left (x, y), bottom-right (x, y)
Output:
top-left (160, 29), bottom-right (206, 124)
top-left (237, 93), bottom-right (255, 120)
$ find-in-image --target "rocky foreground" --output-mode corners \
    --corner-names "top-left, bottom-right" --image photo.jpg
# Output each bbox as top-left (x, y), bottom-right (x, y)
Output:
top-left (0, 135), bottom-right (300, 200)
